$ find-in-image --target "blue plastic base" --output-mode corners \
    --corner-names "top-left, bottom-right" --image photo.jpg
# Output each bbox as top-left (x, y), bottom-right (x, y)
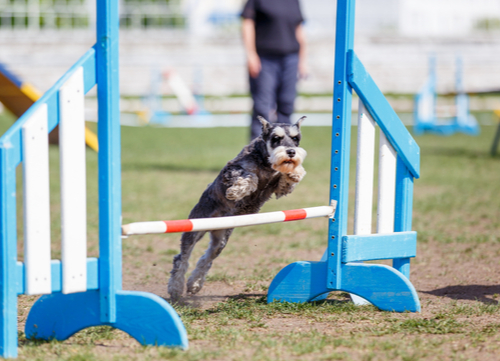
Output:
top-left (268, 261), bottom-right (420, 312)
top-left (414, 123), bottom-right (457, 136)
top-left (25, 290), bottom-right (188, 349)
top-left (414, 122), bottom-right (480, 137)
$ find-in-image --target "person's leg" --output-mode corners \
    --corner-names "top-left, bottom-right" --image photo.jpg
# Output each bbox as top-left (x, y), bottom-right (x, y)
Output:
top-left (249, 56), bottom-right (280, 140)
top-left (276, 53), bottom-right (299, 124)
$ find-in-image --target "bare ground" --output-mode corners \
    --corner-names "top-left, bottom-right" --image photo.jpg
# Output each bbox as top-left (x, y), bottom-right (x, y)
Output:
top-left (16, 226), bottom-right (500, 361)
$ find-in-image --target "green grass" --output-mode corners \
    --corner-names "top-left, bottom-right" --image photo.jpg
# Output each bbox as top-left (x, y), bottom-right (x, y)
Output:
top-left (1, 109), bottom-right (500, 360)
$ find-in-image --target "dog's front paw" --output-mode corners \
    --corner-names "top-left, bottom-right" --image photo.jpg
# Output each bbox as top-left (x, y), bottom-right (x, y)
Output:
top-left (286, 166), bottom-right (306, 183)
top-left (225, 175), bottom-right (258, 201)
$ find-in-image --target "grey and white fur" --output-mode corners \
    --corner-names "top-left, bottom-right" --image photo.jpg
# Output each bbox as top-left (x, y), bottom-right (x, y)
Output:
top-left (168, 116), bottom-right (307, 300)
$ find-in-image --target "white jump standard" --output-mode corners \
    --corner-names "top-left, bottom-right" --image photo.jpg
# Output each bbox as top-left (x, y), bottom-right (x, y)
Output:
top-left (122, 205), bottom-right (336, 236)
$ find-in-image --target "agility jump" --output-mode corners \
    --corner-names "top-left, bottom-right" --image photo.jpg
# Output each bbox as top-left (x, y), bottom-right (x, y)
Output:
top-left (0, 0), bottom-right (421, 357)
top-left (0, 0), bottom-right (187, 357)
top-left (122, 204), bottom-right (336, 236)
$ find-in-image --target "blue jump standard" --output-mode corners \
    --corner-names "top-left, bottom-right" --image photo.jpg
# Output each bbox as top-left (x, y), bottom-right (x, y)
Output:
top-left (267, 0), bottom-right (421, 313)
top-left (0, 0), bottom-right (188, 357)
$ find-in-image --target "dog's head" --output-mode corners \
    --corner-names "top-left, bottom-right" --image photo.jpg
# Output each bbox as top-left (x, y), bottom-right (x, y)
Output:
top-left (258, 116), bottom-right (307, 173)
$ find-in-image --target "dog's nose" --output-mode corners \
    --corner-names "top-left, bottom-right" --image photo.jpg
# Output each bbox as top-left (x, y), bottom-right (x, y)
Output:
top-left (286, 149), bottom-right (296, 158)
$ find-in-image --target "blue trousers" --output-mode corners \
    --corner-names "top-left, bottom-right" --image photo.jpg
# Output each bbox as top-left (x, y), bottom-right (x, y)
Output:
top-left (249, 53), bottom-right (299, 140)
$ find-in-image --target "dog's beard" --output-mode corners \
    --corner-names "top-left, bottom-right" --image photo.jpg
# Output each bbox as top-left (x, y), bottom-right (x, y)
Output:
top-left (269, 146), bottom-right (307, 173)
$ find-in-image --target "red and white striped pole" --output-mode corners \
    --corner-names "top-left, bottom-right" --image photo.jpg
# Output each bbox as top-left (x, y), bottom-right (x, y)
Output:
top-left (121, 203), bottom-right (336, 236)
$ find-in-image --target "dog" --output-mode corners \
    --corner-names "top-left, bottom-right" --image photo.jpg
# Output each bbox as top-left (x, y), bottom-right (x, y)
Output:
top-left (168, 116), bottom-right (307, 300)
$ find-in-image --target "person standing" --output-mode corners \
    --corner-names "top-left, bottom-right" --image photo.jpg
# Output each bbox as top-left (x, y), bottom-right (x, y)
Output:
top-left (241, 0), bottom-right (307, 140)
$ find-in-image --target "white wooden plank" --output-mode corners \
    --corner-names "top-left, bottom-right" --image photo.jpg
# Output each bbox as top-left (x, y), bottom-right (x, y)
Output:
top-left (22, 104), bottom-right (52, 295)
top-left (351, 99), bottom-right (375, 307)
top-left (59, 66), bottom-right (87, 294)
top-left (377, 131), bottom-right (397, 234)
top-left (354, 100), bottom-right (376, 236)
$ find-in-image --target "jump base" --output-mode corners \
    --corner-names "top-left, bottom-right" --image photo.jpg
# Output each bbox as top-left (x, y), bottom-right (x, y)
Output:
top-left (25, 290), bottom-right (188, 349)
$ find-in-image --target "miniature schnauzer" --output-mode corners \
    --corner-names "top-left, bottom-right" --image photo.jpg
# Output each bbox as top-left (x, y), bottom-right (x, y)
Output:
top-left (168, 116), bottom-right (307, 300)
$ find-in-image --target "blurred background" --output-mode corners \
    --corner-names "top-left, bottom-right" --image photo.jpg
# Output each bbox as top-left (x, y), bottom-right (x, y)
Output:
top-left (0, 0), bottom-right (499, 127)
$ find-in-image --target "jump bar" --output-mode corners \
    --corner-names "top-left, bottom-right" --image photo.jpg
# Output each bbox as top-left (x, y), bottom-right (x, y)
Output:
top-left (122, 203), bottom-right (337, 236)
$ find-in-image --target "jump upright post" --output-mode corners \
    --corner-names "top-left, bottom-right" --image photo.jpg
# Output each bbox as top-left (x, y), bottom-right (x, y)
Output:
top-left (267, 0), bottom-right (421, 312)
top-left (0, 0), bottom-right (187, 357)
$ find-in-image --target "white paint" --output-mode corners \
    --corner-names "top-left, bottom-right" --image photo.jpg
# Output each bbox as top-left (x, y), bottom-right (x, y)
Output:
top-left (59, 66), bottom-right (87, 294)
top-left (122, 221), bottom-right (168, 236)
top-left (377, 132), bottom-right (397, 234)
top-left (122, 205), bottom-right (336, 236)
top-left (354, 100), bottom-right (376, 236)
top-left (22, 104), bottom-right (52, 295)
top-left (351, 99), bottom-right (376, 307)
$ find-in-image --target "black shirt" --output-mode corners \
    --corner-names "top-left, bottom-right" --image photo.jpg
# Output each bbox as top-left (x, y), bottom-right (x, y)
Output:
top-left (241, 0), bottom-right (304, 56)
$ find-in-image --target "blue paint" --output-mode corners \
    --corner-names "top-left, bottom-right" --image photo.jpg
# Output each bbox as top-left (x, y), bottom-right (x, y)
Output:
top-left (341, 263), bottom-right (420, 312)
top-left (348, 50), bottom-right (420, 179)
top-left (0, 147), bottom-right (19, 357)
top-left (342, 232), bottom-right (417, 262)
top-left (0, 0), bottom-right (188, 356)
top-left (268, 262), bottom-right (329, 303)
top-left (268, 0), bottom-right (421, 314)
top-left (327, 0), bottom-right (355, 291)
top-left (414, 55), bottom-right (479, 136)
top-left (25, 290), bottom-right (188, 350)
top-left (394, 156), bottom-right (414, 278)
top-left (96, 0), bottom-right (121, 325)
top-left (16, 259), bottom-right (99, 295)
top-left (268, 261), bottom-right (420, 313)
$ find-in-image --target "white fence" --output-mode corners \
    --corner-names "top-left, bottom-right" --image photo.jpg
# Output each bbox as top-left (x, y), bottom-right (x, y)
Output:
top-left (1, 0), bottom-right (499, 34)
top-left (0, 0), bottom-right (185, 30)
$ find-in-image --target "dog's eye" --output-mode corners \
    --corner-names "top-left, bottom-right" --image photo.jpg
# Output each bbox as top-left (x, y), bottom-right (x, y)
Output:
top-left (272, 136), bottom-right (282, 142)
top-left (292, 136), bottom-right (299, 142)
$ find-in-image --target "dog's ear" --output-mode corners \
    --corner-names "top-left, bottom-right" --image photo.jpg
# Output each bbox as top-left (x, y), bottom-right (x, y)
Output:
top-left (258, 116), bottom-right (271, 136)
top-left (294, 116), bottom-right (306, 129)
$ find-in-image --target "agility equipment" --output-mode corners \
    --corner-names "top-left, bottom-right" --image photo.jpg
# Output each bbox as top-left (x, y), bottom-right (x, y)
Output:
top-left (122, 205), bottom-right (336, 236)
top-left (0, 62), bottom-right (99, 151)
top-left (267, 0), bottom-right (421, 312)
top-left (0, 0), bottom-right (187, 358)
top-left (164, 70), bottom-right (199, 115)
top-left (414, 55), bottom-right (479, 136)
top-left (491, 110), bottom-right (500, 156)
top-left (141, 68), bottom-right (210, 125)
top-left (124, 0), bottom-right (421, 313)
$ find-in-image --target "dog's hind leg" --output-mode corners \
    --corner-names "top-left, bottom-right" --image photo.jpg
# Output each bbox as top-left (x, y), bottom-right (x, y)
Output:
top-left (168, 231), bottom-right (206, 301)
top-left (187, 228), bottom-right (234, 295)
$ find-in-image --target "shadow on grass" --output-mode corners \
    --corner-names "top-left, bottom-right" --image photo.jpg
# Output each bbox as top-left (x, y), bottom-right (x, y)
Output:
top-left (166, 292), bottom-right (352, 310)
top-left (167, 294), bottom-right (233, 309)
top-left (122, 162), bottom-right (221, 173)
top-left (226, 293), bottom-right (351, 306)
top-left (164, 293), bottom-right (269, 309)
top-left (422, 284), bottom-right (500, 304)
